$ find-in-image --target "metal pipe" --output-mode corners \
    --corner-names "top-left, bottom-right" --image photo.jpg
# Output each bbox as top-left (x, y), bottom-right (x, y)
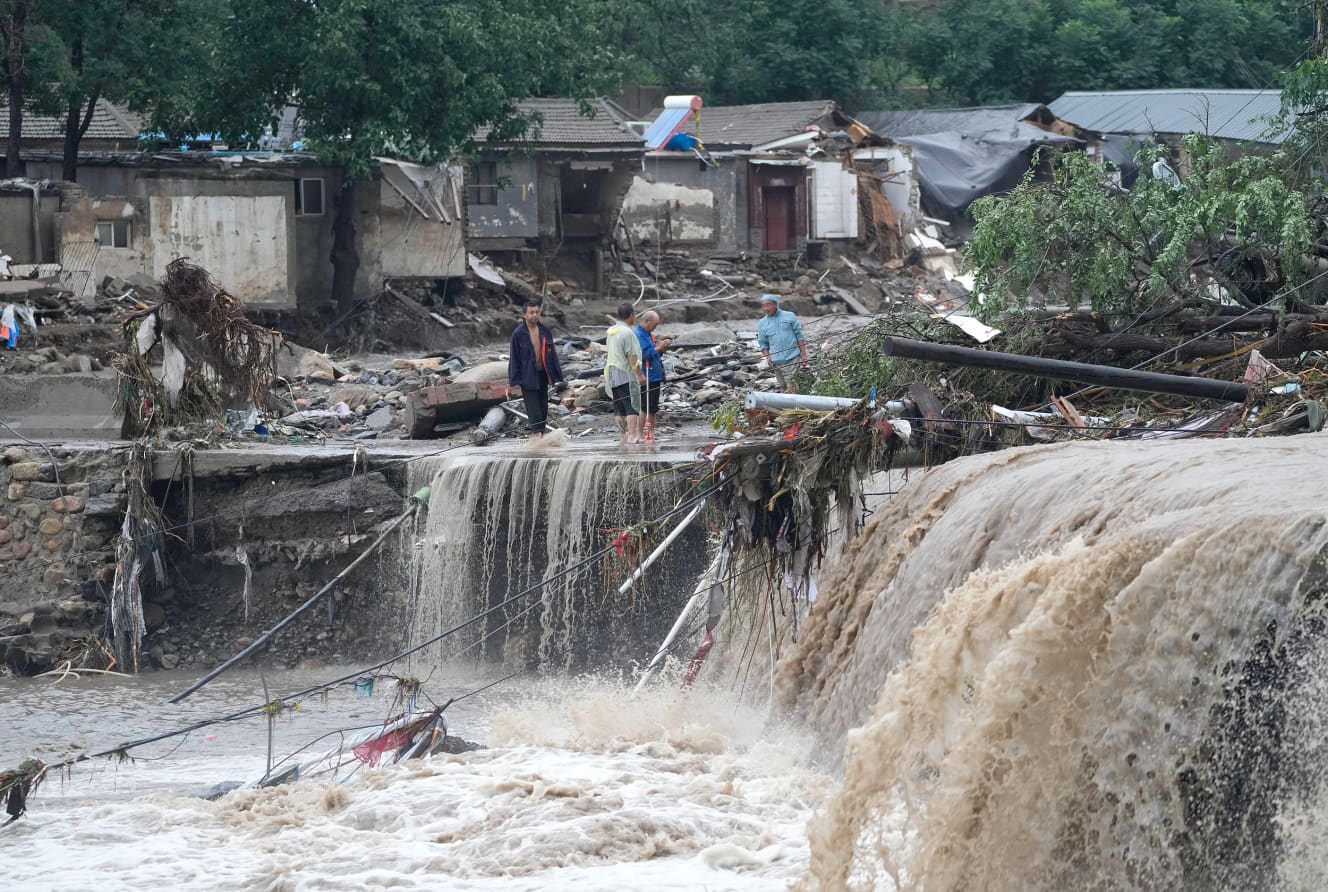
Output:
top-left (633, 552), bottom-right (720, 693)
top-left (881, 336), bottom-right (1249, 403)
top-left (745, 391), bottom-right (909, 413)
top-left (617, 502), bottom-right (703, 595)
top-left (169, 500), bottom-right (422, 703)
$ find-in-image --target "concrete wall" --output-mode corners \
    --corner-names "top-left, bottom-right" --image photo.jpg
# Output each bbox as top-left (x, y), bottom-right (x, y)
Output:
top-left (372, 178), bottom-right (466, 279)
top-left (465, 156), bottom-right (538, 240)
top-left (0, 191), bottom-right (58, 263)
top-left (621, 155), bottom-right (742, 253)
top-left (29, 161), bottom-right (472, 311)
top-left (148, 192), bottom-right (292, 307)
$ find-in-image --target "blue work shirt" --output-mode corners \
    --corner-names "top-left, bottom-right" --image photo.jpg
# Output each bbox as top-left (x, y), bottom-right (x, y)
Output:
top-left (635, 324), bottom-right (665, 382)
top-left (757, 309), bottom-right (804, 364)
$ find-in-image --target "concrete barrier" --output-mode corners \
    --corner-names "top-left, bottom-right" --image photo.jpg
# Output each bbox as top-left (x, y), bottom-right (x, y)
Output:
top-left (0, 373), bottom-right (122, 439)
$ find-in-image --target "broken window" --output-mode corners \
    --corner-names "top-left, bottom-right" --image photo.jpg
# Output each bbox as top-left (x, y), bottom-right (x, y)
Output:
top-left (95, 220), bottom-right (131, 249)
top-left (469, 161), bottom-right (498, 206)
top-left (295, 178), bottom-right (325, 216)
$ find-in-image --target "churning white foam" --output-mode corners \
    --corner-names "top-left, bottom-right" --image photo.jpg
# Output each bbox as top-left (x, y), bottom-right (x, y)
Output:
top-left (4, 678), bottom-right (824, 891)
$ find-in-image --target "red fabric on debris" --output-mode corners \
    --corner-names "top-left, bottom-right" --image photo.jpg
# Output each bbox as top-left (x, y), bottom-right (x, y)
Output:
top-left (352, 729), bottom-right (413, 766)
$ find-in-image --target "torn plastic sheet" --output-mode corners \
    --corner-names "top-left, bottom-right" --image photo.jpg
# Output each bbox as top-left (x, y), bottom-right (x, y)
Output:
top-left (991, 403), bottom-right (1109, 439)
top-left (467, 253), bottom-right (505, 287)
top-left (160, 336), bottom-right (186, 404)
top-left (376, 157), bottom-right (462, 223)
top-left (934, 312), bottom-right (1000, 343)
top-left (135, 312), bottom-right (159, 355)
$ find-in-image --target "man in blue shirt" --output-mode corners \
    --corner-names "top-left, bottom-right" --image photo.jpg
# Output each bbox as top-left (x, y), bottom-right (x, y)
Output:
top-left (634, 309), bottom-right (674, 442)
top-left (756, 294), bottom-right (808, 392)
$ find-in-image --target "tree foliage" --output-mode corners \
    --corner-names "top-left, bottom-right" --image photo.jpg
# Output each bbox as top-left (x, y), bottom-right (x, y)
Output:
top-left (179, 0), bottom-right (624, 311)
top-left (883, 0), bottom-right (1312, 107)
top-left (967, 138), bottom-right (1321, 321)
top-left (606, 0), bottom-right (887, 107)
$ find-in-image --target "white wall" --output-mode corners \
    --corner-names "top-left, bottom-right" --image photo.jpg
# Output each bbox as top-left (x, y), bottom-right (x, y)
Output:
top-left (148, 194), bottom-right (292, 308)
top-left (374, 179), bottom-right (466, 279)
top-left (622, 179), bottom-right (716, 241)
top-left (810, 161), bottom-right (859, 239)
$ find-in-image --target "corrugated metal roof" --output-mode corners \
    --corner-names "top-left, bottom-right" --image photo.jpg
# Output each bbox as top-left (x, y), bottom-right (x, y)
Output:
top-left (1048, 90), bottom-right (1289, 144)
top-left (0, 98), bottom-right (141, 142)
top-left (648, 100), bottom-right (837, 148)
top-left (856, 104), bottom-right (1046, 139)
top-left (477, 97), bottom-right (643, 147)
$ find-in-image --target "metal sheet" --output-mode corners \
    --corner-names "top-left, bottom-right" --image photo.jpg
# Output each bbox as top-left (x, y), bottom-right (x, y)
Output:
top-left (644, 107), bottom-right (691, 149)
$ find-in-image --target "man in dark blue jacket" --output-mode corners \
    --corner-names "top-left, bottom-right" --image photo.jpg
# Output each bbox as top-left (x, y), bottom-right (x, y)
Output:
top-left (507, 301), bottom-right (565, 437)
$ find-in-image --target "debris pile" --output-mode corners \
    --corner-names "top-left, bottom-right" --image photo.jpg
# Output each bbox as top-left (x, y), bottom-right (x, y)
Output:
top-left (114, 259), bottom-right (279, 436)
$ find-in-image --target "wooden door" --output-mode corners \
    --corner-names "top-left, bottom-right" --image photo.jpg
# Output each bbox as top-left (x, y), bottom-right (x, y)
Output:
top-left (762, 186), bottom-right (795, 251)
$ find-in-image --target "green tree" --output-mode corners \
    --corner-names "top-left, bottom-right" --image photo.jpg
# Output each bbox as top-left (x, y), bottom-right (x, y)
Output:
top-left (966, 139), bottom-right (1319, 321)
top-left (190, 0), bottom-right (621, 314)
top-left (880, 0), bottom-right (1312, 107)
top-left (607, 0), bottom-right (885, 107)
top-left (39, 0), bottom-right (210, 181)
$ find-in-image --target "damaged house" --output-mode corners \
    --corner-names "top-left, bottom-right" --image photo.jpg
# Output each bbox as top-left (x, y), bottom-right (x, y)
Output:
top-left (464, 97), bottom-right (644, 293)
top-left (1048, 89), bottom-right (1290, 180)
top-left (855, 103), bottom-right (1101, 230)
top-left (4, 103), bottom-right (465, 310)
top-left (621, 98), bottom-right (917, 259)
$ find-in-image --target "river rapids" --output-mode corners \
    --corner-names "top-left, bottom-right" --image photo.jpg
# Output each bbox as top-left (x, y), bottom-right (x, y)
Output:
top-left (5, 436), bottom-right (1328, 889)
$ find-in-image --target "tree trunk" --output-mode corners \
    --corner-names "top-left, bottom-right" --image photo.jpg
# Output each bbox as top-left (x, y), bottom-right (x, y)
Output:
top-left (330, 178), bottom-right (360, 316)
top-left (60, 39), bottom-right (94, 182)
top-left (3, 0), bottom-right (32, 177)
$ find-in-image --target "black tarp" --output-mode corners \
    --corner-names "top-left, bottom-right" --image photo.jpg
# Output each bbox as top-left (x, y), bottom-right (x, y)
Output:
top-left (892, 123), bottom-right (1082, 220)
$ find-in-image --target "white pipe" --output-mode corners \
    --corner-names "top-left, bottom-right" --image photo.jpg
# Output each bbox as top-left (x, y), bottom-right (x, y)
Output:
top-left (633, 552), bottom-right (720, 693)
top-left (617, 502), bottom-right (703, 595)
top-left (744, 391), bottom-right (908, 413)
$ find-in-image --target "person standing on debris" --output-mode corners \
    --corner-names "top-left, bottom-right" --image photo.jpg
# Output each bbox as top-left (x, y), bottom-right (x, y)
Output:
top-left (635, 309), bottom-right (674, 442)
top-left (757, 294), bottom-right (809, 393)
top-left (507, 300), bottom-right (565, 437)
top-left (605, 303), bottom-right (647, 444)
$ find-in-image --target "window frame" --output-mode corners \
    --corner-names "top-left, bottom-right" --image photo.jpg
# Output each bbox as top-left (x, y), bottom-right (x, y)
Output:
top-left (469, 161), bottom-right (499, 206)
top-left (295, 177), bottom-right (325, 216)
top-left (95, 220), bottom-right (132, 249)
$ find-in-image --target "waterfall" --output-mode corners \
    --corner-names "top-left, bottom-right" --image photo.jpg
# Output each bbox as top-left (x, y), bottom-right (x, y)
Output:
top-left (403, 450), bottom-right (708, 672)
top-left (776, 437), bottom-right (1328, 891)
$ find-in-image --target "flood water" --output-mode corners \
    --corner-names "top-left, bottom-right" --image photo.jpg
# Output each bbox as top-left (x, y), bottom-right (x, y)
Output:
top-left (1, 666), bottom-right (823, 891)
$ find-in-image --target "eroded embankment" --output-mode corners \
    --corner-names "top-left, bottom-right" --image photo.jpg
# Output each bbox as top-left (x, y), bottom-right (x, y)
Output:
top-left (777, 437), bottom-right (1328, 891)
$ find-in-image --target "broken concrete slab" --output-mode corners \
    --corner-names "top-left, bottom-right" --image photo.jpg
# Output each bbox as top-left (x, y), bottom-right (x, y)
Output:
top-left (404, 380), bottom-right (509, 438)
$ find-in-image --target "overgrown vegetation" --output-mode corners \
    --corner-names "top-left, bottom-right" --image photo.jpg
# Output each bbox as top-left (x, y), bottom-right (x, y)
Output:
top-left (875, 0), bottom-right (1312, 107)
top-left (966, 139), bottom-right (1322, 322)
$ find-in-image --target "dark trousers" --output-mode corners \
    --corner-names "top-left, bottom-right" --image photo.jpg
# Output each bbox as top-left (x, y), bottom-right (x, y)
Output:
top-left (521, 372), bottom-right (549, 433)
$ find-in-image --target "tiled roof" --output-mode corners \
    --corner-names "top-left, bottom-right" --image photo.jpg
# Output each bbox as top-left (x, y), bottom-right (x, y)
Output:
top-left (0, 98), bottom-right (141, 142)
top-left (481, 97), bottom-right (643, 147)
top-left (1048, 90), bottom-right (1289, 144)
top-left (650, 100), bottom-right (837, 148)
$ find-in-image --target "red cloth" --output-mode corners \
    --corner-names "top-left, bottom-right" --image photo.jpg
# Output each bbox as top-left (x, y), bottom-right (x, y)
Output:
top-left (352, 728), bottom-right (413, 766)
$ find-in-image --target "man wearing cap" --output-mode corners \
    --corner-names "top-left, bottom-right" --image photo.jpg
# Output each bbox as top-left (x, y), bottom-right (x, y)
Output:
top-left (757, 294), bottom-right (808, 393)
